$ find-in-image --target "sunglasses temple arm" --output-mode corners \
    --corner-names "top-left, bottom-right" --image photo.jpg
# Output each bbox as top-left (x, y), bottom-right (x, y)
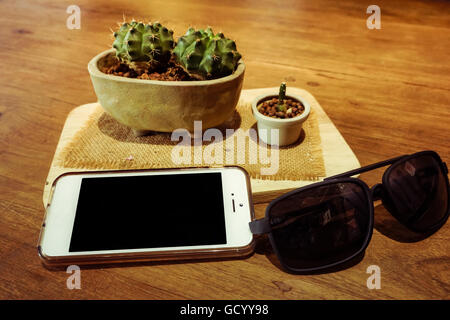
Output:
top-left (249, 218), bottom-right (271, 235)
top-left (324, 155), bottom-right (408, 180)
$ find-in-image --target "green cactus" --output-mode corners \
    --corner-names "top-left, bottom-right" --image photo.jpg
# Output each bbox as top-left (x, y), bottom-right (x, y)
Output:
top-left (173, 27), bottom-right (241, 80)
top-left (112, 21), bottom-right (175, 72)
top-left (277, 82), bottom-right (287, 112)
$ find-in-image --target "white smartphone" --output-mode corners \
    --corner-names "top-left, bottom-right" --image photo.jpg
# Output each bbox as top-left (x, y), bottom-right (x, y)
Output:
top-left (38, 167), bottom-right (255, 268)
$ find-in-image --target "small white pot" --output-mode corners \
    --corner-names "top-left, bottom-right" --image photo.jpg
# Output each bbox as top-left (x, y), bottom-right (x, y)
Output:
top-left (251, 92), bottom-right (311, 146)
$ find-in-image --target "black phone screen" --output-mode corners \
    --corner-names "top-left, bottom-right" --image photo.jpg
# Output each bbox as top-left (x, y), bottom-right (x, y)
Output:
top-left (69, 172), bottom-right (227, 252)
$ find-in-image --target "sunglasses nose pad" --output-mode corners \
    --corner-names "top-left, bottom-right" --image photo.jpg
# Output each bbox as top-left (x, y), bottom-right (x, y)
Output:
top-left (372, 183), bottom-right (399, 218)
top-left (371, 184), bottom-right (384, 201)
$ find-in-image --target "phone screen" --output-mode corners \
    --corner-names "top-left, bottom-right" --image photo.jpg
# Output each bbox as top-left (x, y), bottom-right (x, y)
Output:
top-left (69, 172), bottom-right (227, 252)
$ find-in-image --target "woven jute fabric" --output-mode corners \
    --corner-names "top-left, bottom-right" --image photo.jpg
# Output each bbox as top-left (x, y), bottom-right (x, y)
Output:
top-left (57, 102), bottom-right (325, 181)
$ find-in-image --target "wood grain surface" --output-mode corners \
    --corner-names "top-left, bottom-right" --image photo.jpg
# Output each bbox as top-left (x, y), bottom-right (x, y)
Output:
top-left (0, 0), bottom-right (449, 299)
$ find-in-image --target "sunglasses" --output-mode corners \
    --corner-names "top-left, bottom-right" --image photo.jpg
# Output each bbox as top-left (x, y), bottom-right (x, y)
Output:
top-left (249, 151), bottom-right (449, 273)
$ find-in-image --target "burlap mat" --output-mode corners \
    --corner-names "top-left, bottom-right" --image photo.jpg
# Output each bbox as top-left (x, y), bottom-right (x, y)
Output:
top-left (57, 102), bottom-right (325, 181)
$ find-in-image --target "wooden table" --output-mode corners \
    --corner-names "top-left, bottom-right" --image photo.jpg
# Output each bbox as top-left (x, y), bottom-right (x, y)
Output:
top-left (0, 0), bottom-right (448, 299)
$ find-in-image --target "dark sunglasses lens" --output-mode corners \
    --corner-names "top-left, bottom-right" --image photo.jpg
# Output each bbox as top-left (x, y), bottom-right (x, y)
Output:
top-left (268, 182), bottom-right (371, 270)
top-left (386, 154), bottom-right (448, 231)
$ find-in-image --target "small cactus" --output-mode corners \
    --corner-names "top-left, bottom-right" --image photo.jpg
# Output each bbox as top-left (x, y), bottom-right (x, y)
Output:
top-left (173, 27), bottom-right (241, 80)
top-left (276, 82), bottom-right (287, 112)
top-left (112, 20), bottom-right (175, 72)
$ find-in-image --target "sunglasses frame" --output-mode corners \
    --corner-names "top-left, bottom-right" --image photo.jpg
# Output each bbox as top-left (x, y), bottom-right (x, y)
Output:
top-left (249, 150), bottom-right (449, 273)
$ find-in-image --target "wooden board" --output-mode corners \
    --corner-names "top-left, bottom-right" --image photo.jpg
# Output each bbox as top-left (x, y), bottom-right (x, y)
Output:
top-left (43, 87), bottom-right (359, 206)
